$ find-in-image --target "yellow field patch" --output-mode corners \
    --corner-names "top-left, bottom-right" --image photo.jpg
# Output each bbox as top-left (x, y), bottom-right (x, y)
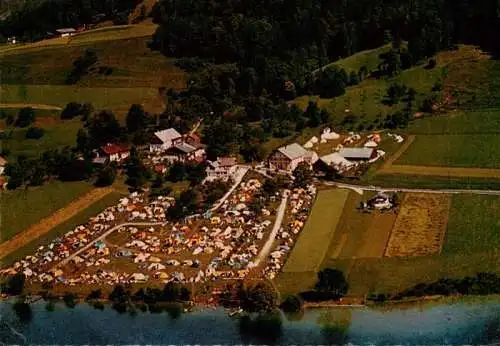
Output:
top-left (357, 211), bottom-right (397, 258)
top-left (385, 193), bottom-right (451, 257)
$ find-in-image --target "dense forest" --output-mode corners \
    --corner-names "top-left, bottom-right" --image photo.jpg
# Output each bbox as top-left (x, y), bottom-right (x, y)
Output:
top-left (0, 0), bottom-right (141, 40)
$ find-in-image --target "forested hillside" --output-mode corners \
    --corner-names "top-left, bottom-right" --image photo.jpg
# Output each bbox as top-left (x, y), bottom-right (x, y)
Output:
top-left (147, 0), bottom-right (500, 159)
top-left (0, 0), bottom-right (142, 40)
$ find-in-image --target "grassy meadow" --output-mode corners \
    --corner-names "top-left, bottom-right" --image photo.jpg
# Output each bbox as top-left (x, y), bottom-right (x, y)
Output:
top-left (395, 134), bottom-right (500, 168)
top-left (283, 189), bottom-right (349, 273)
top-left (1, 120), bottom-right (83, 158)
top-left (0, 181), bottom-right (93, 243)
top-left (444, 195), bottom-right (500, 254)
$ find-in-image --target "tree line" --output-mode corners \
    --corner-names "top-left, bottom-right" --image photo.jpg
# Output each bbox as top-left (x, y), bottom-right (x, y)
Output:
top-left (0, 0), bottom-right (142, 42)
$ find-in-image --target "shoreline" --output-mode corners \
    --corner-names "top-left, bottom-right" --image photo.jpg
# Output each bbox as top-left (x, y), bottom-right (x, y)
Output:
top-left (5, 291), bottom-right (500, 314)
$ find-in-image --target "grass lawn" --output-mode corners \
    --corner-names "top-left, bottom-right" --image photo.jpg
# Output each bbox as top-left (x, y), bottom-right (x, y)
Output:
top-left (443, 195), bottom-right (500, 254)
top-left (1, 120), bottom-right (83, 158)
top-left (395, 134), bottom-right (500, 168)
top-left (0, 84), bottom-right (158, 111)
top-left (283, 189), bottom-right (349, 273)
top-left (1, 191), bottom-right (124, 266)
top-left (0, 181), bottom-right (93, 243)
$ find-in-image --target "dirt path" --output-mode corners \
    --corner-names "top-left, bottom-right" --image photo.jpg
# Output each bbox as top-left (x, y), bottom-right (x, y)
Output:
top-left (0, 187), bottom-right (114, 261)
top-left (380, 135), bottom-right (416, 170)
top-left (379, 164), bottom-right (500, 178)
top-left (0, 103), bottom-right (62, 110)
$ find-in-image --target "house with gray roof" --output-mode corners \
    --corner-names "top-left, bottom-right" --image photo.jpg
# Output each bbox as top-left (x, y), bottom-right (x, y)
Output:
top-left (150, 128), bottom-right (183, 152)
top-left (268, 143), bottom-right (317, 172)
top-left (338, 147), bottom-right (377, 161)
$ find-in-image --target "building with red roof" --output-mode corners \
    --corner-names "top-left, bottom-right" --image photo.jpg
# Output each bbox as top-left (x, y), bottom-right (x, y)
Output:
top-left (101, 143), bottom-right (131, 163)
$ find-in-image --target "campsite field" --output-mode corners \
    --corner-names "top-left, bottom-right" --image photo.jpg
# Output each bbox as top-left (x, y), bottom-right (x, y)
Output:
top-left (443, 195), bottom-right (500, 254)
top-left (1, 191), bottom-right (124, 266)
top-left (385, 193), bottom-right (450, 257)
top-left (0, 181), bottom-right (93, 243)
top-left (282, 189), bottom-right (349, 273)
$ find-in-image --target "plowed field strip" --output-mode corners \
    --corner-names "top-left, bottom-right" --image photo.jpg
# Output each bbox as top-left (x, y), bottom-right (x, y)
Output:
top-left (0, 187), bottom-right (114, 260)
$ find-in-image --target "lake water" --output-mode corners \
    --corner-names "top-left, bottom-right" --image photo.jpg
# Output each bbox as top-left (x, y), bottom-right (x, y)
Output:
top-left (1, 298), bottom-right (500, 344)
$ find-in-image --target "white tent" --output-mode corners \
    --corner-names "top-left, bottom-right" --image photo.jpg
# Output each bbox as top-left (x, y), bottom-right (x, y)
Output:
top-left (364, 140), bottom-right (378, 148)
top-left (303, 141), bottom-right (313, 149)
top-left (309, 136), bottom-right (319, 143)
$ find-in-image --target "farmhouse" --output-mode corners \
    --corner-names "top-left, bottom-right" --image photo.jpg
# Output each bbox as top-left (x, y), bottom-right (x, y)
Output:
top-left (0, 156), bottom-right (7, 175)
top-left (313, 153), bottom-right (354, 175)
top-left (101, 143), bottom-right (131, 163)
top-left (164, 141), bottom-right (206, 163)
top-left (338, 147), bottom-right (377, 161)
top-left (268, 143), bottom-right (317, 172)
top-left (150, 128), bottom-right (182, 152)
top-left (206, 157), bottom-right (238, 181)
top-left (55, 28), bottom-right (77, 37)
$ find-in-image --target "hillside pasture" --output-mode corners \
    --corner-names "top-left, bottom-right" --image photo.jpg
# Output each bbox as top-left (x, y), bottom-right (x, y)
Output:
top-left (0, 84), bottom-right (158, 113)
top-left (0, 36), bottom-right (183, 89)
top-left (385, 193), bottom-right (450, 257)
top-left (1, 120), bottom-right (83, 158)
top-left (282, 189), bottom-right (349, 273)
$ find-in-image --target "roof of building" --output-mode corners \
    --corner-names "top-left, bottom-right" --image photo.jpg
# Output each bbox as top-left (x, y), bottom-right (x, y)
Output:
top-left (170, 142), bottom-right (197, 154)
top-left (92, 157), bottom-right (108, 165)
top-left (0, 156), bottom-right (7, 166)
top-left (153, 128), bottom-right (182, 144)
top-left (185, 136), bottom-right (206, 149)
top-left (209, 157), bottom-right (237, 168)
top-left (56, 28), bottom-right (76, 33)
top-left (102, 143), bottom-right (130, 155)
top-left (277, 143), bottom-right (309, 160)
top-left (338, 147), bottom-right (375, 159)
top-left (319, 153), bottom-right (353, 167)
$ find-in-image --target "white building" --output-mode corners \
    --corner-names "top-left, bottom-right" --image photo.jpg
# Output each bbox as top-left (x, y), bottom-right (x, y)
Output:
top-left (0, 156), bottom-right (7, 175)
top-left (268, 143), bottom-right (318, 172)
top-left (206, 157), bottom-right (238, 181)
top-left (149, 128), bottom-right (182, 152)
top-left (56, 28), bottom-right (77, 37)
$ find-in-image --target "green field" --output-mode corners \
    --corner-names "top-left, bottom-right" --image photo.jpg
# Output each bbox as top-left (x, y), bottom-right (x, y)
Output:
top-left (0, 36), bottom-right (183, 89)
top-left (2, 120), bottom-right (83, 158)
top-left (0, 84), bottom-right (158, 111)
top-left (318, 44), bottom-right (391, 74)
top-left (283, 189), bottom-right (349, 273)
top-left (366, 174), bottom-right (500, 190)
top-left (1, 191), bottom-right (124, 266)
top-left (0, 181), bottom-right (93, 242)
top-left (444, 195), bottom-right (500, 254)
top-left (395, 134), bottom-right (500, 168)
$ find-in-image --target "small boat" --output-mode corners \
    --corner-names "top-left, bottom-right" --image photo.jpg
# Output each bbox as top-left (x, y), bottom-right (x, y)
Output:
top-left (228, 308), bottom-right (244, 317)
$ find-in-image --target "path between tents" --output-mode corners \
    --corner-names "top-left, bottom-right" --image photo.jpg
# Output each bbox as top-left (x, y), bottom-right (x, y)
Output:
top-left (210, 166), bottom-right (249, 211)
top-left (56, 221), bottom-right (166, 268)
top-left (0, 103), bottom-right (63, 110)
top-left (252, 192), bottom-right (289, 267)
top-left (0, 187), bottom-right (114, 261)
